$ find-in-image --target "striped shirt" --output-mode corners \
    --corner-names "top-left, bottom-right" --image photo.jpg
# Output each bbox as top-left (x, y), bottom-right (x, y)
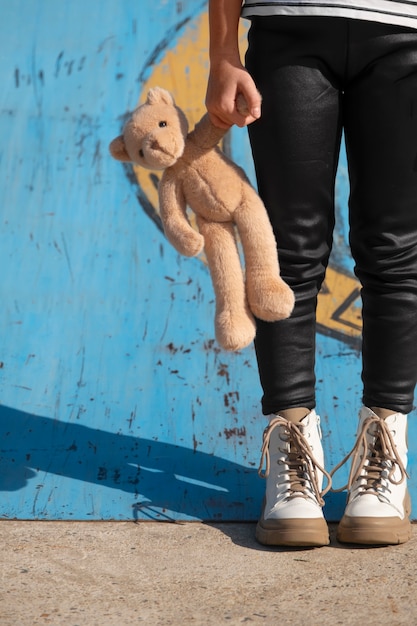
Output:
top-left (241, 1), bottom-right (417, 29)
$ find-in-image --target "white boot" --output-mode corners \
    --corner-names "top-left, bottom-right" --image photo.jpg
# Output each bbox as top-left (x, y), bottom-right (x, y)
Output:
top-left (256, 410), bottom-right (331, 547)
top-left (336, 406), bottom-right (411, 545)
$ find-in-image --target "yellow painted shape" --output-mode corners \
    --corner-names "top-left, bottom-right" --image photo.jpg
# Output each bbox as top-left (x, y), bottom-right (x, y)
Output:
top-left (317, 266), bottom-right (362, 339)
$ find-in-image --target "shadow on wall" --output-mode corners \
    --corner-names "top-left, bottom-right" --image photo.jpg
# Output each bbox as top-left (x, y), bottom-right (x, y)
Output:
top-left (0, 405), bottom-right (347, 521)
top-left (0, 405), bottom-right (262, 521)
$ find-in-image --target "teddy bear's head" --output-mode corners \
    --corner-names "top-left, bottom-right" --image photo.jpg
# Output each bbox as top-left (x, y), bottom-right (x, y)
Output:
top-left (109, 87), bottom-right (189, 170)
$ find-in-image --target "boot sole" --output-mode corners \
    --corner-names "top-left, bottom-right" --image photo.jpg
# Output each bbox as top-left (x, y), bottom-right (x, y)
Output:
top-left (256, 517), bottom-right (330, 547)
top-left (337, 515), bottom-right (412, 545)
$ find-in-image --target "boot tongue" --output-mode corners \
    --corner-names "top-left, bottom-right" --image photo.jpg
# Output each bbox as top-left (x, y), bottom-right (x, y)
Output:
top-left (284, 413), bottom-right (313, 495)
top-left (279, 408), bottom-right (310, 424)
top-left (369, 407), bottom-right (397, 420)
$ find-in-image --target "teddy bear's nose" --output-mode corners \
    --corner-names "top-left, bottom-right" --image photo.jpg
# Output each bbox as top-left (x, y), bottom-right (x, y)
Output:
top-left (151, 139), bottom-right (161, 151)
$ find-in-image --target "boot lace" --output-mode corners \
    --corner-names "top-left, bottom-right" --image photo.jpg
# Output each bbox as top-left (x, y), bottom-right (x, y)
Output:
top-left (331, 414), bottom-right (408, 498)
top-left (258, 416), bottom-right (332, 506)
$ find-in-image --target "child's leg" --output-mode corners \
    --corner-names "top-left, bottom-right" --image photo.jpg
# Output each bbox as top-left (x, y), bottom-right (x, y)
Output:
top-left (246, 17), bottom-right (344, 414)
top-left (246, 16), bottom-right (345, 547)
top-left (337, 20), bottom-right (417, 545)
top-left (346, 20), bottom-right (417, 415)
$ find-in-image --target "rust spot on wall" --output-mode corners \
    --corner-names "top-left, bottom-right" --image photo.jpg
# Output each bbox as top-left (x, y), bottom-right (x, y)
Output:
top-left (223, 426), bottom-right (246, 440)
top-left (97, 467), bottom-right (107, 481)
top-left (224, 391), bottom-right (240, 407)
top-left (203, 339), bottom-right (221, 355)
top-left (166, 343), bottom-right (191, 355)
top-left (217, 363), bottom-right (230, 385)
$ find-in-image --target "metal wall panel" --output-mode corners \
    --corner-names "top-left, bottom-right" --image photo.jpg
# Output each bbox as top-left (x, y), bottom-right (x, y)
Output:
top-left (0, 0), bottom-right (415, 521)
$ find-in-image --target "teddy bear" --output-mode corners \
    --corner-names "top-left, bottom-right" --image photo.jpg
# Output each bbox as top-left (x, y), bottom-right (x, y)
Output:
top-left (109, 87), bottom-right (294, 351)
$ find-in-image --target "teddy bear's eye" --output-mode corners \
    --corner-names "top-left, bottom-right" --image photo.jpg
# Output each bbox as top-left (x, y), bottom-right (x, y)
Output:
top-left (159, 121), bottom-right (167, 128)
top-left (139, 149), bottom-right (144, 158)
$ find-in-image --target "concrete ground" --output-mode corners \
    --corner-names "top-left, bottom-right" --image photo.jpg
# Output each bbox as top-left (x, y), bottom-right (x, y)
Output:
top-left (1, 521), bottom-right (417, 626)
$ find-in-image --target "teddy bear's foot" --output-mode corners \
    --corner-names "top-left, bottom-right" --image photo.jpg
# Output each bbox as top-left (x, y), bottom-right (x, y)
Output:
top-left (215, 309), bottom-right (256, 351)
top-left (247, 277), bottom-right (295, 322)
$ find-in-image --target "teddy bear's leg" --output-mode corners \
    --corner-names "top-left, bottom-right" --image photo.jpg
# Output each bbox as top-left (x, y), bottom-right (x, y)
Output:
top-left (197, 216), bottom-right (256, 351)
top-left (159, 172), bottom-right (205, 257)
top-left (235, 187), bottom-right (295, 321)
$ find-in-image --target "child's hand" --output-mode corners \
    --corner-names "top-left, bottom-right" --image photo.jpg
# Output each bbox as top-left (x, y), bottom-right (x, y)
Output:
top-left (206, 58), bottom-right (261, 129)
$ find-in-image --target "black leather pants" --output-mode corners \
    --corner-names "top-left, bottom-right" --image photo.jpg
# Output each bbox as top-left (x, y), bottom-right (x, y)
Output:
top-left (246, 17), bottom-right (417, 415)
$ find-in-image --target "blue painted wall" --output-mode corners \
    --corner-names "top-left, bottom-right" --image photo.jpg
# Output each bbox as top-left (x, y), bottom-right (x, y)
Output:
top-left (0, 0), bottom-right (415, 521)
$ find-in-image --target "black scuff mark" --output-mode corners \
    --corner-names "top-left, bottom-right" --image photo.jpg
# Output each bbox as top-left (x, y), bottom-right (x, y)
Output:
top-left (124, 163), bottom-right (164, 233)
top-left (55, 51), bottom-right (64, 77)
top-left (137, 15), bottom-right (191, 85)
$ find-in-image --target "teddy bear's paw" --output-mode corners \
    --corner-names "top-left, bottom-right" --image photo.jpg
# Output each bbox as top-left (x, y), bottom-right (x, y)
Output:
top-left (166, 230), bottom-right (204, 257)
top-left (247, 279), bottom-right (295, 322)
top-left (215, 309), bottom-right (256, 351)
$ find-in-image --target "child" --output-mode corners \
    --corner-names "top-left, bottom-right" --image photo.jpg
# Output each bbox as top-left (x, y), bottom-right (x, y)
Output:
top-left (206, 0), bottom-right (417, 547)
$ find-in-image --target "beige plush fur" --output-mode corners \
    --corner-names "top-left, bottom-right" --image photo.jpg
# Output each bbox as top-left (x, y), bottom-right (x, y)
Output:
top-left (109, 87), bottom-right (294, 351)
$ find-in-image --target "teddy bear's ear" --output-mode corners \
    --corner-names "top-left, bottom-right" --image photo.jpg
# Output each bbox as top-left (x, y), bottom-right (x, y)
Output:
top-left (146, 87), bottom-right (175, 107)
top-left (109, 135), bottom-right (131, 162)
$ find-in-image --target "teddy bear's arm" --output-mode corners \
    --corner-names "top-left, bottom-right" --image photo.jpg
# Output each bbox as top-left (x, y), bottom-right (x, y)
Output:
top-left (159, 170), bottom-right (204, 257)
top-left (189, 113), bottom-right (229, 151)
top-left (190, 93), bottom-right (256, 151)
